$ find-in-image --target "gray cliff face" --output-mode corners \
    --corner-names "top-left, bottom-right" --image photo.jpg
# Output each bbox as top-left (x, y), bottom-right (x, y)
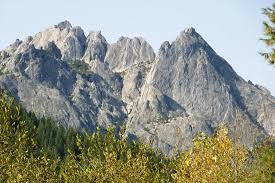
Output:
top-left (0, 22), bottom-right (274, 154)
top-left (82, 31), bottom-right (108, 62)
top-left (0, 39), bottom-right (126, 132)
top-left (104, 36), bottom-right (155, 72)
top-left (6, 21), bottom-right (86, 61)
top-left (126, 28), bottom-right (273, 154)
top-left (104, 36), bottom-right (155, 112)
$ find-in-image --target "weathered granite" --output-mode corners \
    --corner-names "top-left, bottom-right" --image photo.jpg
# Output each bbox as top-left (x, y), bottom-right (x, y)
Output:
top-left (0, 22), bottom-right (274, 155)
top-left (82, 31), bottom-right (108, 62)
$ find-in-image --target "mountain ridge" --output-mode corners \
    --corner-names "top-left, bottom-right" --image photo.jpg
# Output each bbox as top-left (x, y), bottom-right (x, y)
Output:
top-left (0, 20), bottom-right (274, 154)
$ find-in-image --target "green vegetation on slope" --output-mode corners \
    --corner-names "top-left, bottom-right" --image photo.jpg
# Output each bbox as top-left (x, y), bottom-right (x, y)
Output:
top-left (67, 59), bottom-right (90, 75)
top-left (0, 91), bottom-right (79, 159)
top-left (0, 91), bottom-right (274, 182)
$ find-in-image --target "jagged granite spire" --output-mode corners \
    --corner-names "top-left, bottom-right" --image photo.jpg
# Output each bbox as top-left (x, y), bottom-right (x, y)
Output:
top-left (126, 28), bottom-right (274, 154)
top-left (0, 22), bottom-right (274, 155)
top-left (104, 36), bottom-right (155, 72)
top-left (55, 20), bottom-right (72, 30)
top-left (5, 21), bottom-right (86, 61)
top-left (82, 31), bottom-right (108, 62)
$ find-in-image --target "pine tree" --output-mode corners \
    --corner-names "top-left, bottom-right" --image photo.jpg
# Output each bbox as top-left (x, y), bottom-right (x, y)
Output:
top-left (260, 4), bottom-right (275, 64)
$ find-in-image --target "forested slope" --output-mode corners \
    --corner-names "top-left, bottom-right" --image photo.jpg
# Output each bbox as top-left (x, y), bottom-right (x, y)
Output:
top-left (0, 91), bottom-right (274, 182)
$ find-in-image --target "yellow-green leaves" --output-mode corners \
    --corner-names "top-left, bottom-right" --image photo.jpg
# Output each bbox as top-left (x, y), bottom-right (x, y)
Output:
top-left (242, 137), bottom-right (275, 183)
top-left (173, 127), bottom-right (248, 183)
top-left (0, 91), bottom-right (274, 182)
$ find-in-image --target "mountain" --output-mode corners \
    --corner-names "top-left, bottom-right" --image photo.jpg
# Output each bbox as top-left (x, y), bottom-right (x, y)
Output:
top-left (0, 21), bottom-right (274, 154)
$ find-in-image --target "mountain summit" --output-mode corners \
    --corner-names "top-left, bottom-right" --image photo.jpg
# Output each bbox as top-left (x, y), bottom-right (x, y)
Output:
top-left (0, 21), bottom-right (274, 154)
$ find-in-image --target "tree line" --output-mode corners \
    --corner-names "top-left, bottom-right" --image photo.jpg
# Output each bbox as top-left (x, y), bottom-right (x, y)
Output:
top-left (0, 91), bottom-right (274, 182)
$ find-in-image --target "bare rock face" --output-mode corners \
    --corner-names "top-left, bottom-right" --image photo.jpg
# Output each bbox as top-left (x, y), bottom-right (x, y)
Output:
top-left (121, 64), bottom-right (149, 113)
top-left (126, 28), bottom-right (274, 154)
top-left (0, 22), bottom-right (274, 155)
top-left (32, 21), bottom-right (86, 60)
top-left (104, 36), bottom-right (155, 112)
top-left (6, 21), bottom-right (86, 61)
top-left (82, 31), bottom-right (108, 62)
top-left (104, 37), bottom-right (155, 72)
top-left (236, 81), bottom-right (275, 136)
top-left (3, 39), bottom-right (22, 55)
top-left (0, 40), bottom-right (126, 132)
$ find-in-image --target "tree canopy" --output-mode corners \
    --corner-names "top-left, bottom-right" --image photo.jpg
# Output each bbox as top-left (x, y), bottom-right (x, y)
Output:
top-left (260, 4), bottom-right (275, 64)
top-left (0, 91), bottom-right (274, 182)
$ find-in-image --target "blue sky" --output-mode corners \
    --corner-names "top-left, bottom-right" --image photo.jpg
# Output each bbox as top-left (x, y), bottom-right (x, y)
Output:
top-left (0, 0), bottom-right (274, 95)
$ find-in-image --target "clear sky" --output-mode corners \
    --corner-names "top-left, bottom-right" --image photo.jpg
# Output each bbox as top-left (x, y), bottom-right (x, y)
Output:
top-left (0, 0), bottom-right (274, 95)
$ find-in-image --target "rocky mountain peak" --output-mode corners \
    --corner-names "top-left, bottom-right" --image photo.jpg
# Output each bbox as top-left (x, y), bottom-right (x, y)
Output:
top-left (88, 31), bottom-right (104, 41)
top-left (25, 36), bottom-right (33, 42)
top-left (159, 41), bottom-right (171, 56)
top-left (0, 22), bottom-right (274, 155)
top-left (177, 27), bottom-right (199, 39)
top-left (82, 31), bottom-right (108, 62)
top-left (2, 21), bottom-right (86, 62)
top-left (117, 36), bottom-right (143, 45)
top-left (126, 27), bottom-right (275, 154)
top-left (4, 39), bottom-right (23, 55)
top-left (71, 26), bottom-right (86, 37)
top-left (175, 27), bottom-right (208, 46)
top-left (30, 21), bottom-right (86, 60)
top-left (183, 27), bottom-right (196, 34)
top-left (55, 20), bottom-right (72, 30)
top-left (13, 39), bottom-right (23, 48)
top-left (105, 36), bottom-right (155, 72)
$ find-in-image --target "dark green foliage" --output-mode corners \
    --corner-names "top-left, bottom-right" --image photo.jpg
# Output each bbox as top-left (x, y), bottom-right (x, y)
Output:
top-left (67, 59), bottom-right (89, 75)
top-left (34, 117), bottom-right (79, 158)
top-left (260, 4), bottom-right (275, 64)
top-left (0, 90), bottom-right (79, 158)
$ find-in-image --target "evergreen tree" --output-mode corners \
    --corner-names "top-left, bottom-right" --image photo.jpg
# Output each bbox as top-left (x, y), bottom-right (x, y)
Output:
top-left (260, 4), bottom-right (275, 64)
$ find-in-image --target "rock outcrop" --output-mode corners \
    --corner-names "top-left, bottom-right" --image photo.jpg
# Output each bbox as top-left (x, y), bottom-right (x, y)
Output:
top-left (6, 21), bottom-right (86, 61)
top-left (126, 28), bottom-right (274, 154)
top-left (0, 21), bottom-right (274, 154)
top-left (0, 35), bottom-right (126, 132)
top-left (104, 36), bottom-right (155, 72)
top-left (82, 31), bottom-right (108, 62)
